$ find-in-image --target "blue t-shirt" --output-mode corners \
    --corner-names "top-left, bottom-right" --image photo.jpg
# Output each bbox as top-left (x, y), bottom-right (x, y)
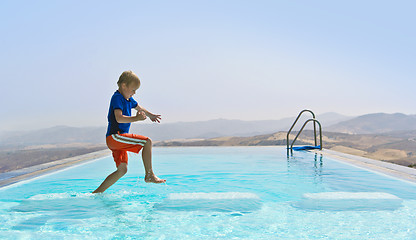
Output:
top-left (106, 90), bottom-right (138, 137)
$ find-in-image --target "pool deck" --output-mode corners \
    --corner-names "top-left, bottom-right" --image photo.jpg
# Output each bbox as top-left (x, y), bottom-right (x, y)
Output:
top-left (316, 149), bottom-right (416, 184)
top-left (0, 149), bottom-right (111, 188)
top-left (2, 147), bottom-right (416, 188)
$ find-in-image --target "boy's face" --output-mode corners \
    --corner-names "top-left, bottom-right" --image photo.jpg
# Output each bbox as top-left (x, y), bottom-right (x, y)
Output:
top-left (120, 82), bottom-right (140, 100)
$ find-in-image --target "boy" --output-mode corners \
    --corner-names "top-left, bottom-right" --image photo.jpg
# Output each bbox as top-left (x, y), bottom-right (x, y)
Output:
top-left (93, 70), bottom-right (166, 193)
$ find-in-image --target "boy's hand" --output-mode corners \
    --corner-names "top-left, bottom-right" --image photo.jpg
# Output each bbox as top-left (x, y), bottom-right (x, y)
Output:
top-left (135, 111), bottom-right (147, 121)
top-left (148, 113), bottom-right (161, 123)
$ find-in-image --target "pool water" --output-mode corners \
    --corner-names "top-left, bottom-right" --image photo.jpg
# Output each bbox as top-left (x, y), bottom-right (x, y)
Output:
top-left (1, 147), bottom-right (416, 239)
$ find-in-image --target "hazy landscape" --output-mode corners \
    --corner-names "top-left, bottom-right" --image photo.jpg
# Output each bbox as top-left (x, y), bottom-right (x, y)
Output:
top-left (156, 130), bottom-right (416, 167)
top-left (1, 112), bottom-right (416, 173)
top-left (0, 144), bottom-right (106, 173)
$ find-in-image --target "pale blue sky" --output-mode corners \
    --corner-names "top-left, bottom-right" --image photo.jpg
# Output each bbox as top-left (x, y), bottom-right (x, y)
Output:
top-left (1, 1), bottom-right (415, 131)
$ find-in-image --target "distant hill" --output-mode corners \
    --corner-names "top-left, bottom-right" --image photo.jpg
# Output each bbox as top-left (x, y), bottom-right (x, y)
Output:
top-left (3, 112), bottom-right (416, 173)
top-left (130, 112), bottom-right (351, 140)
top-left (0, 126), bottom-right (105, 148)
top-left (0, 112), bottom-right (351, 147)
top-left (380, 129), bottom-right (416, 139)
top-left (0, 144), bottom-right (106, 173)
top-left (156, 130), bottom-right (416, 168)
top-left (4, 112), bottom-right (416, 148)
top-left (326, 113), bottom-right (416, 134)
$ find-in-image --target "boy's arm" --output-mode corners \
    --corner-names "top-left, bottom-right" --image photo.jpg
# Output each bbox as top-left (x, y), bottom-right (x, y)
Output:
top-left (114, 109), bottom-right (146, 123)
top-left (135, 104), bottom-right (161, 123)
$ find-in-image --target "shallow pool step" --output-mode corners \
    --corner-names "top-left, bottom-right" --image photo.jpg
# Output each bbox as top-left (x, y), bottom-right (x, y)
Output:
top-left (294, 192), bottom-right (403, 211)
top-left (154, 192), bottom-right (261, 212)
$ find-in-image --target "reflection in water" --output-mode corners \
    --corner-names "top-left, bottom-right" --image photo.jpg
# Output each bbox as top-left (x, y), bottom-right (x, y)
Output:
top-left (287, 152), bottom-right (324, 184)
top-left (313, 153), bottom-right (323, 177)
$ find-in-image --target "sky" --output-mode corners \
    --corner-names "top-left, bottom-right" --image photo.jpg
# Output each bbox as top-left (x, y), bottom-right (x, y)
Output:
top-left (0, 0), bottom-right (415, 131)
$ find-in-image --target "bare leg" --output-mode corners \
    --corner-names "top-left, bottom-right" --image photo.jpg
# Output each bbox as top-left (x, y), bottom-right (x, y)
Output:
top-left (92, 163), bottom-right (128, 193)
top-left (142, 138), bottom-right (166, 183)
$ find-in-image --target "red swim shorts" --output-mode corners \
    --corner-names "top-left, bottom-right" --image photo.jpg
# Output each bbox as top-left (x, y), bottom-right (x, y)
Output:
top-left (106, 133), bottom-right (149, 167)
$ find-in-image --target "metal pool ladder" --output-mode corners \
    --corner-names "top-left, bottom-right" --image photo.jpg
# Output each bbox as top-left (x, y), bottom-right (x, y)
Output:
top-left (286, 109), bottom-right (323, 155)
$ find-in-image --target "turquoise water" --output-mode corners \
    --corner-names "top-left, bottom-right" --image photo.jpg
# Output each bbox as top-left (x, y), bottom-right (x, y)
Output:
top-left (1, 147), bottom-right (416, 239)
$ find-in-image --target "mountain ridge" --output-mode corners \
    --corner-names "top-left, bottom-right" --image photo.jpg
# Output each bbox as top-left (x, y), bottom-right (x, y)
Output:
top-left (0, 112), bottom-right (351, 147)
top-left (2, 112), bottom-right (416, 172)
top-left (326, 112), bottom-right (416, 134)
top-left (2, 112), bottom-right (416, 148)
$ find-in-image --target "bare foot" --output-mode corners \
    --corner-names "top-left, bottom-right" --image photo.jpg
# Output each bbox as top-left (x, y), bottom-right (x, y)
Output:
top-left (145, 173), bottom-right (166, 183)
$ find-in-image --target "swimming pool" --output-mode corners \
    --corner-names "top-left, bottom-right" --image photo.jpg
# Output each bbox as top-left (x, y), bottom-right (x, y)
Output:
top-left (1, 147), bottom-right (416, 239)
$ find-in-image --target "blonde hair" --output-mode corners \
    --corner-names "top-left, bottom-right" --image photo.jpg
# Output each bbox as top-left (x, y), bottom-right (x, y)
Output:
top-left (117, 70), bottom-right (140, 87)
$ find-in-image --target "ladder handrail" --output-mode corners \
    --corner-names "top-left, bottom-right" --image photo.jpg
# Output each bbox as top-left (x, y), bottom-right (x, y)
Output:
top-left (290, 119), bottom-right (323, 151)
top-left (286, 109), bottom-right (317, 150)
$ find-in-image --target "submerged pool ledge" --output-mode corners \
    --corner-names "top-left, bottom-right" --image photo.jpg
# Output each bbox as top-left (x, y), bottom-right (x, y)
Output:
top-left (0, 149), bottom-right (111, 188)
top-left (317, 149), bottom-right (416, 184)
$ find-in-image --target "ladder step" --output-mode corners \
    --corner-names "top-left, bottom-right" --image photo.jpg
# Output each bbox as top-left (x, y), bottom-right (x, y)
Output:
top-left (292, 145), bottom-right (321, 151)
